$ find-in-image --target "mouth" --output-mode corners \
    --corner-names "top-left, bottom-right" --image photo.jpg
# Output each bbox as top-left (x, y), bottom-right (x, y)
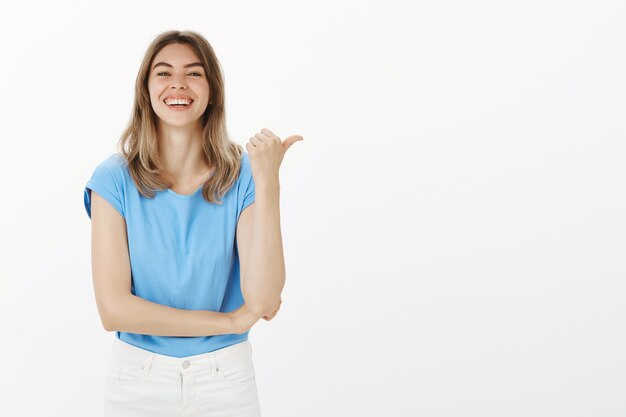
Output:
top-left (163, 99), bottom-right (194, 111)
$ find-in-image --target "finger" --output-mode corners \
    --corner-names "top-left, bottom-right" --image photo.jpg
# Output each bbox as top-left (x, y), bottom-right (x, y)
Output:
top-left (283, 135), bottom-right (303, 150)
top-left (246, 143), bottom-right (258, 156)
top-left (260, 128), bottom-right (276, 138)
top-left (249, 136), bottom-right (262, 147)
top-left (265, 309), bottom-right (277, 320)
top-left (254, 132), bottom-right (268, 141)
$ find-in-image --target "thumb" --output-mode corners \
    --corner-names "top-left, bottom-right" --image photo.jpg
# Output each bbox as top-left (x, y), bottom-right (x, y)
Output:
top-left (282, 135), bottom-right (304, 151)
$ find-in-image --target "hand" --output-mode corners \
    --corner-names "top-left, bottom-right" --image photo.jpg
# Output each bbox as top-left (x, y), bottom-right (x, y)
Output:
top-left (261, 296), bottom-right (282, 321)
top-left (246, 128), bottom-right (303, 185)
top-left (229, 303), bottom-right (261, 334)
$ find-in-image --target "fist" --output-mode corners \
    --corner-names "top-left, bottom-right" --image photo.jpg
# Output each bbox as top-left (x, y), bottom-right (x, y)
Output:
top-left (246, 128), bottom-right (303, 184)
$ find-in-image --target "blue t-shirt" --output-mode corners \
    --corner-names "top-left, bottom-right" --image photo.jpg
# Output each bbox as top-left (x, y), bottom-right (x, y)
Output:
top-left (83, 151), bottom-right (255, 357)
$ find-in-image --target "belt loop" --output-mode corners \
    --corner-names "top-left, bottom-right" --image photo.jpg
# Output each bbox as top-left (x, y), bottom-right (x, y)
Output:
top-left (143, 354), bottom-right (154, 377)
top-left (210, 354), bottom-right (217, 377)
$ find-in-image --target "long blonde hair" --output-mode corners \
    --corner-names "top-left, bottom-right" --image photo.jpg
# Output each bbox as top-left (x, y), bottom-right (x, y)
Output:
top-left (117, 30), bottom-right (244, 204)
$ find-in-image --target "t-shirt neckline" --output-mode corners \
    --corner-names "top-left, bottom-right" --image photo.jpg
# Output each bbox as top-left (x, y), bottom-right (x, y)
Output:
top-left (165, 185), bottom-right (203, 200)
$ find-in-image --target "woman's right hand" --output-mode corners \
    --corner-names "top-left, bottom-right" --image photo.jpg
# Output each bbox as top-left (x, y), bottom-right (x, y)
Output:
top-left (229, 303), bottom-right (261, 334)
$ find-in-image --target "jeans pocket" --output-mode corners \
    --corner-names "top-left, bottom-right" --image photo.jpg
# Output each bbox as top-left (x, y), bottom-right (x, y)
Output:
top-left (105, 354), bottom-right (145, 385)
top-left (216, 357), bottom-right (256, 385)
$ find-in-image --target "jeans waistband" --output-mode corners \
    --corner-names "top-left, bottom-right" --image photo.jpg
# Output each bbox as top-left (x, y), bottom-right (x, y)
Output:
top-left (110, 338), bottom-right (252, 375)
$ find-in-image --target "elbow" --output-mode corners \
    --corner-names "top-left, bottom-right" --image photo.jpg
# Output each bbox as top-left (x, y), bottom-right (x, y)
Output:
top-left (100, 298), bottom-right (123, 332)
top-left (102, 320), bottom-right (114, 332)
top-left (101, 308), bottom-right (116, 331)
top-left (249, 295), bottom-right (282, 318)
top-left (100, 293), bottom-right (132, 331)
top-left (242, 289), bottom-right (265, 317)
top-left (248, 303), bottom-right (268, 318)
top-left (242, 274), bottom-right (285, 317)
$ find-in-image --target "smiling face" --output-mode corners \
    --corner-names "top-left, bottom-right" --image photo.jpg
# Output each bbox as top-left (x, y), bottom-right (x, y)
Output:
top-left (147, 43), bottom-right (210, 128)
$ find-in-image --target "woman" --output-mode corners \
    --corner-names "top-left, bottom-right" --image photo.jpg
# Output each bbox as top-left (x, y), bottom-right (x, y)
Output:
top-left (83, 30), bottom-right (302, 417)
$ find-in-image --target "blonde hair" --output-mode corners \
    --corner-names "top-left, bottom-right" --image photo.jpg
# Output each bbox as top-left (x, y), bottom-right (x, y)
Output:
top-left (117, 29), bottom-right (244, 204)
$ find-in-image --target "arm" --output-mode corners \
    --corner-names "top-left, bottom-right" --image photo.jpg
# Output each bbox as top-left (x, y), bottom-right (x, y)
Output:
top-left (90, 190), bottom-right (235, 336)
top-left (104, 294), bottom-right (234, 336)
top-left (236, 181), bottom-right (285, 318)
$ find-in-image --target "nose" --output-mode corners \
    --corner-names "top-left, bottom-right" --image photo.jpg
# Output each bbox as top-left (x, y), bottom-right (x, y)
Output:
top-left (169, 73), bottom-right (188, 89)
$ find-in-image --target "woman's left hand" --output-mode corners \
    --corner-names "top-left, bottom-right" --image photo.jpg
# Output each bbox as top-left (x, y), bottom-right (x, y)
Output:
top-left (246, 128), bottom-right (303, 185)
top-left (262, 296), bottom-right (282, 321)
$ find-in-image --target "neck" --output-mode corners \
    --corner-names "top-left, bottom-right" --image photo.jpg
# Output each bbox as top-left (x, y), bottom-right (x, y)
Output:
top-left (157, 122), bottom-right (209, 177)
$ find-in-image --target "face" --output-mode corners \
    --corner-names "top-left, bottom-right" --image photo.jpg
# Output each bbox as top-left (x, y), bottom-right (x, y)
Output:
top-left (147, 43), bottom-right (210, 128)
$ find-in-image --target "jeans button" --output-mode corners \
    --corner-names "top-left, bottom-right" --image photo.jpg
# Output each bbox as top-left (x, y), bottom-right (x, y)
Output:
top-left (182, 360), bottom-right (190, 369)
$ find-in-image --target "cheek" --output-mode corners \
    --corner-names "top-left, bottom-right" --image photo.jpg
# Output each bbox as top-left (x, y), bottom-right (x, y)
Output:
top-left (200, 86), bottom-right (211, 102)
top-left (147, 78), bottom-right (165, 94)
top-left (148, 89), bottom-right (166, 106)
top-left (196, 79), bottom-right (209, 91)
top-left (149, 92), bottom-right (160, 107)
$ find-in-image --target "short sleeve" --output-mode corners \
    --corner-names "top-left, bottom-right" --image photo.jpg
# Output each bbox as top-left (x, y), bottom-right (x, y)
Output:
top-left (84, 155), bottom-right (126, 219)
top-left (239, 152), bottom-right (256, 216)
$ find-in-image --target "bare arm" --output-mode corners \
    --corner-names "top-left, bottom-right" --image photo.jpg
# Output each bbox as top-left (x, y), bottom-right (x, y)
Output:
top-left (236, 182), bottom-right (285, 318)
top-left (104, 294), bottom-right (234, 336)
top-left (90, 190), bottom-right (242, 336)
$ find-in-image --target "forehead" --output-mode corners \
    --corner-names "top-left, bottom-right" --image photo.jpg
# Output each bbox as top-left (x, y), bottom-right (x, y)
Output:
top-left (152, 43), bottom-right (201, 66)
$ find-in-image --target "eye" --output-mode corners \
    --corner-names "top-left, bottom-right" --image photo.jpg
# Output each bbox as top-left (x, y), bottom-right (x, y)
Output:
top-left (156, 72), bottom-right (202, 77)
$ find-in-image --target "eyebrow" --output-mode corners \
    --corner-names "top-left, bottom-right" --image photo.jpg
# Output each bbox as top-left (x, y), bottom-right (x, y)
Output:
top-left (152, 62), bottom-right (204, 70)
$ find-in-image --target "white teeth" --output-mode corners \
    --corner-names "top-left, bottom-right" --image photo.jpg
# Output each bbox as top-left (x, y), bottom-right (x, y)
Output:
top-left (165, 98), bottom-right (192, 105)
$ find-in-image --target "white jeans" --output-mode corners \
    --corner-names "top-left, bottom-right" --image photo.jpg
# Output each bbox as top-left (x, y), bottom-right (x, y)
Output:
top-left (103, 338), bottom-right (262, 417)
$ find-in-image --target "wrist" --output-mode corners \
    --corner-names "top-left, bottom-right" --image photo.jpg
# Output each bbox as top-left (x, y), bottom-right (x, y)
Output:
top-left (255, 177), bottom-right (280, 190)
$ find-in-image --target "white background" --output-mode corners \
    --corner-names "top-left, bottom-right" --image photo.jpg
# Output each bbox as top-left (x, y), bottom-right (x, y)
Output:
top-left (0, 0), bottom-right (624, 416)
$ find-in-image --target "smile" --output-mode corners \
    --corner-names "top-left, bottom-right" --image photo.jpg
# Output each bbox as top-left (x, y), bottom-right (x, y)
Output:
top-left (163, 99), bottom-right (194, 111)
